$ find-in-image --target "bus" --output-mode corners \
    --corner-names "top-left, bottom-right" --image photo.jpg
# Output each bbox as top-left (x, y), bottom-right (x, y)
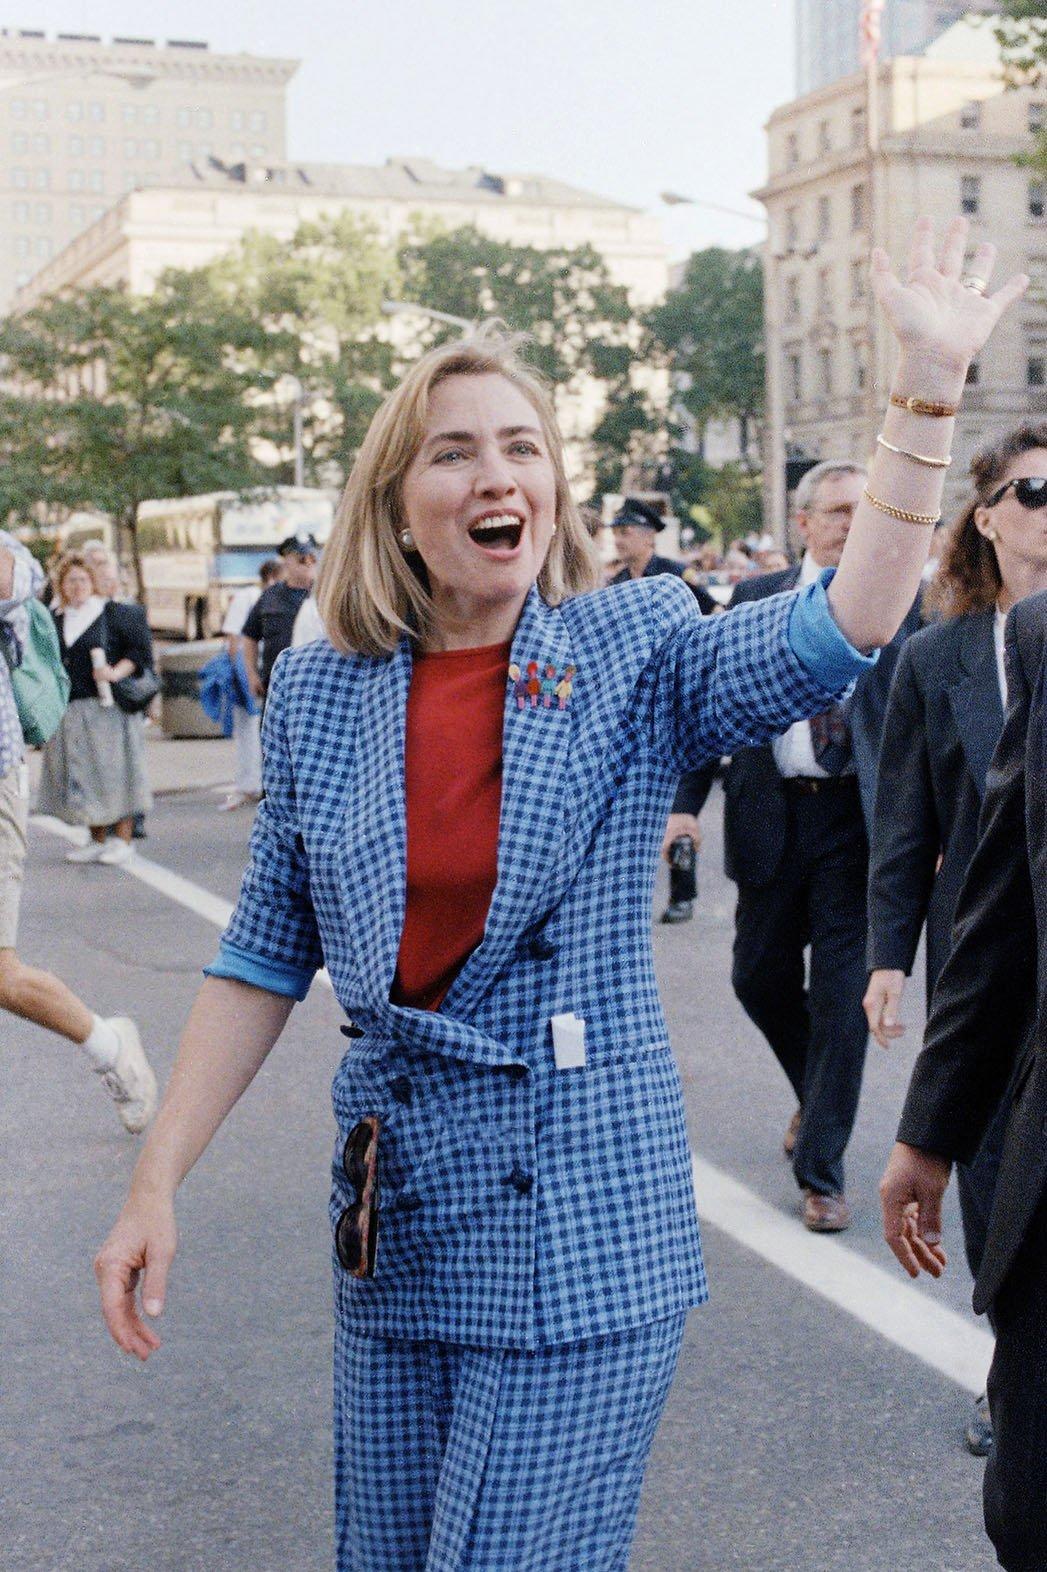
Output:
top-left (136, 487), bottom-right (337, 639)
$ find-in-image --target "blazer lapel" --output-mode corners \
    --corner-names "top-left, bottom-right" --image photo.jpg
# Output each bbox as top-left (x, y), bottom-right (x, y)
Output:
top-left (947, 609), bottom-right (1004, 798)
top-left (338, 637), bottom-right (411, 1006)
top-left (443, 588), bottom-right (575, 1014)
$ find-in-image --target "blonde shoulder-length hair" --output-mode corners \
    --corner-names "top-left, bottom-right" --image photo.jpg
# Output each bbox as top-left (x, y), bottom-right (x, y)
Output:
top-left (316, 322), bottom-right (602, 657)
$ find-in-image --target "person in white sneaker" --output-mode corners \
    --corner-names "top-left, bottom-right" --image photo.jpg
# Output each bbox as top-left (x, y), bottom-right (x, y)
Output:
top-left (218, 557), bottom-right (281, 812)
top-left (36, 553), bottom-right (152, 864)
top-left (0, 535), bottom-right (157, 1132)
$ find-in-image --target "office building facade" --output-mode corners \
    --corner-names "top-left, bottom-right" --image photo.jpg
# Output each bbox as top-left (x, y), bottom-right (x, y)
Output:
top-left (796, 0), bottom-right (1002, 94)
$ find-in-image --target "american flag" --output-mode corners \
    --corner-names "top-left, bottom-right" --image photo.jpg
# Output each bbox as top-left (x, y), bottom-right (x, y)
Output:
top-left (860, 0), bottom-right (886, 68)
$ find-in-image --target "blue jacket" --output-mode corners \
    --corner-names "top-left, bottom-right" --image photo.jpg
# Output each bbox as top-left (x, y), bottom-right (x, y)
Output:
top-left (198, 649), bottom-right (258, 736)
top-left (209, 575), bottom-right (871, 1348)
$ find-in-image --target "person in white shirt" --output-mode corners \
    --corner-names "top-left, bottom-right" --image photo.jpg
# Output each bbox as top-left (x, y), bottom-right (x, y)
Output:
top-left (219, 558), bottom-right (282, 811)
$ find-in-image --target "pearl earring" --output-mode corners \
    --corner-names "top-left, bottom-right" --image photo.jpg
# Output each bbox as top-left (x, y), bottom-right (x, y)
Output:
top-left (399, 529), bottom-right (415, 550)
top-left (985, 528), bottom-right (998, 540)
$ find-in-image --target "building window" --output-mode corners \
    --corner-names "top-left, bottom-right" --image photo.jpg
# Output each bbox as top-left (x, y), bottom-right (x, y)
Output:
top-left (143, 139), bottom-right (160, 159)
top-left (31, 100), bottom-right (48, 120)
top-left (817, 195), bottom-right (831, 241)
top-left (69, 203), bottom-right (84, 225)
top-left (786, 276), bottom-right (801, 317)
top-left (788, 352), bottom-right (803, 403)
top-left (960, 100), bottom-right (981, 130)
top-left (34, 236), bottom-right (52, 259)
top-left (850, 106), bottom-right (866, 147)
top-left (11, 168), bottom-right (27, 189)
top-left (10, 99), bottom-right (26, 119)
top-left (66, 102), bottom-right (84, 122)
top-left (231, 110), bottom-right (244, 131)
top-left (961, 175), bottom-right (981, 216)
top-left (819, 348), bottom-right (833, 397)
top-left (12, 201), bottom-right (28, 222)
top-left (196, 108), bottom-right (213, 129)
top-left (11, 132), bottom-right (27, 153)
top-left (88, 102), bottom-right (104, 122)
top-left (817, 265), bottom-right (833, 311)
top-left (850, 259), bottom-right (866, 303)
top-left (34, 202), bottom-right (50, 223)
top-left (32, 169), bottom-right (48, 190)
top-left (785, 131), bottom-right (799, 169)
top-left (143, 105), bottom-right (159, 124)
top-left (69, 170), bottom-right (85, 190)
top-left (785, 206), bottom-right (799, 248)
top-left (853, 344), bottom-right (867, 391)
top-left (89, 136), bottom-right (104, 157)
top-left (68, 133), bottom-right (84, 155)
top-left (249, 110), bottom-right (267, 132)
top-left (32, 132), bottom-right (49, 155)
top-left (1030, 102), bottom-right (1045, 135)
top-left (850, 182), bottom-right (867, 231)
top-left (1030, 357), bottom-right (1046, 388)
top-left (249, 144), bottom-right (267, 159)
top-left (91, 205), bottom-right (105, 220)
top-left (14, 271), bottom-right (30, 287)
top-left (89, 170), bottom-right (104, 192)
top-left (124, 139), bottom-right (138, 158)
top-left (123, 105), bottom-right (137, 125)
top-left (178, 141), bottom-right (194, 160)
top-left (14, 235), bottom-right (30, 257)
top-left (817, 119), bottom-right (831, 154)
top-left (176, 107), bottom-right (191, 127)
top-left (1030, 181), bottom-right (1046, 220)
top-left (966, 362), bottom-right (980, 386)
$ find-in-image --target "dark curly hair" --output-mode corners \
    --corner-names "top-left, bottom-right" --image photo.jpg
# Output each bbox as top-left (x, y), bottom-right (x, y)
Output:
top-left (927, 422), bottom-right (1047, 619)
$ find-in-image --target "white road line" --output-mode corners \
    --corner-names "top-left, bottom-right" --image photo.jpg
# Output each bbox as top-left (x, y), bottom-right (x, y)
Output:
top-left (33, 812), bottom-right (994, 1392)
top-left (30, 815), bottom-right (333, 989)
top-left (692, 1154), bottom-right (993, 1394)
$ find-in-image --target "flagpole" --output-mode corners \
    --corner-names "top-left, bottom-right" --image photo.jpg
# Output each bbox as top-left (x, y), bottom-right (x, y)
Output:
top-left (863, 0), bottom-right (884, 439)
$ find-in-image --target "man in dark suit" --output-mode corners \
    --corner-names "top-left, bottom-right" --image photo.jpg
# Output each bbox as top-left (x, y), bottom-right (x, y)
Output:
top-left (882, 580), bottom-right (1047, 1570)
top-left (725, 461), bottom-right (920, 1231)
top-left (610, 498), bottom-right (718, 922)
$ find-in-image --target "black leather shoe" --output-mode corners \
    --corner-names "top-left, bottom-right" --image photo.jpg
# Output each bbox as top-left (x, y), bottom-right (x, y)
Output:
top-left (660, 900), bottom-right (693, 924)
top-left (965, 1392), bottom-right (993, 1457)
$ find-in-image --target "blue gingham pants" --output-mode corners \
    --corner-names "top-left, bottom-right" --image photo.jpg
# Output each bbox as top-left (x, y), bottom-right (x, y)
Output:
top-left (334, 1313), bottom-right (686, 1571)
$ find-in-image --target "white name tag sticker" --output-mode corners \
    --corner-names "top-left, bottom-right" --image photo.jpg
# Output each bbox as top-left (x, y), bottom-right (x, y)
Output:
top-left (550, 1012), bottom-right (586, 1070)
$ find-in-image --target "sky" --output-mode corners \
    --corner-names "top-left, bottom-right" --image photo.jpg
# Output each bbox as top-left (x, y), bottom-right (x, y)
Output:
top-left (17, 0), bottom-right (798, 255)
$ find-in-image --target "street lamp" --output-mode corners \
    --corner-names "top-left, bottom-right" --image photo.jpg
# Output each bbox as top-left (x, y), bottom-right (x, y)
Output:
top-left (381, 300), bottom-right (473, 332)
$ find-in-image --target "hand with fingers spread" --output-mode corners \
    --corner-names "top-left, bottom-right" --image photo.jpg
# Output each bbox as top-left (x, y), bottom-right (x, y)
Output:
top-left (870, 214), bottom-right (1028, 373)
top-left (94, 1187), bottom-right (177, 1362)
top-left (879, 1141), bottom-right (951, 1280)
top-left (864, 968), bottom-right (907, 1049)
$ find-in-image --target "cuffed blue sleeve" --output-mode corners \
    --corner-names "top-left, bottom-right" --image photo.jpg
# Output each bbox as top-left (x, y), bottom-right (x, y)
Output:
top-left (787, 567), bottom-right (878, 689)
top-left (204, 939), bottom-right (314, 1001)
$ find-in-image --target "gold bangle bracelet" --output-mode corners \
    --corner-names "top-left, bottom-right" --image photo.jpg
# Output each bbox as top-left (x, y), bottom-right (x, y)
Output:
top-left (876, 434), bottom-right (952, 469)
top-left (863, 487), bottom-right (940, 527)
top-left (889, 393), bottom-right (959, 418)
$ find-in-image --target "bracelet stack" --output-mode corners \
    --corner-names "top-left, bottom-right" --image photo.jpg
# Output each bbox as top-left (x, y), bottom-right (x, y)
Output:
top-left (888, 392), bottom-right (959, 418)
top-left (876, 434), bottom-right (952, 469)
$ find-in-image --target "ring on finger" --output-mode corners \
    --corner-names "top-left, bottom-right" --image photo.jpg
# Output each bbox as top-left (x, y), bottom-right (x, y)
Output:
top-left (961, 274), bottom-right (989, 295)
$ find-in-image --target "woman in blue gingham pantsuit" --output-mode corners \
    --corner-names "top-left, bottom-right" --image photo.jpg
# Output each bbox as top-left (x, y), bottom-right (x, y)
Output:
top-left (95, 222), bottom-right (1026, 1570)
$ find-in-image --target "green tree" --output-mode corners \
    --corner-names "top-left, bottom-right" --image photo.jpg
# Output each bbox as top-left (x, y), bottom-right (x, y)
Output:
top-left (206, 212), bottom-right (399, 482)
top-left (995, 0), bottom-right (1047, 173)
top-left (0, 274), bottom-right (273, 598)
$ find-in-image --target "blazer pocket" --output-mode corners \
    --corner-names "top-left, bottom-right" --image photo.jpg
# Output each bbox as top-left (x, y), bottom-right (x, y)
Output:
top-left (331, 1065), bottom-right (450, 1211)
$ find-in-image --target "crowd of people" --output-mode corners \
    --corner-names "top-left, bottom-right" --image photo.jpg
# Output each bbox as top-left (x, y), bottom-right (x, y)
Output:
top-left (2, 213), bottom-right (1045, 1570)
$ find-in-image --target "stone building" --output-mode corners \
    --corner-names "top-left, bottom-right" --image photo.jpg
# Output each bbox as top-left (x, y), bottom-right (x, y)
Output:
top-left (0, 27), bottom-right (295, 313)
top-left (755, 20), bottom-right (1046, 526)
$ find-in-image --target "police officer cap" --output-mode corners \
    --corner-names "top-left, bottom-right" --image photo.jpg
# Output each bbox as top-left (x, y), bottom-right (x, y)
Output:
top-left (278, 531), bottom-right (319, 557)
top-left (612, 499), bottom-right (665, 533)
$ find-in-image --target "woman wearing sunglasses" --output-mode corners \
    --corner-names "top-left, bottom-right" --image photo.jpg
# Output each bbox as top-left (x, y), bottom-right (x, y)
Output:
top-left (95, 217), bottom-right (1025, 1572)
top-left (865, 422), bottom-right (1047, 1457)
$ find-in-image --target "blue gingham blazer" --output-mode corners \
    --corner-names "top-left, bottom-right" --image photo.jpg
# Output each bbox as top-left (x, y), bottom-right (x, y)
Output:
top-left (215, 575), bottom-right (866, 1349)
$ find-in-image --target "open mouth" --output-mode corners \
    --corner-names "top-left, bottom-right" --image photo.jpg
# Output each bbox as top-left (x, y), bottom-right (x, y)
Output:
top-left (467, 513), bottom-right (525, 552)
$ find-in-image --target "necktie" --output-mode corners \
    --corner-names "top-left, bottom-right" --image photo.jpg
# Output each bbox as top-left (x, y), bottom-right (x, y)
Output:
top-left (809, 702), bottom-right (852, 775)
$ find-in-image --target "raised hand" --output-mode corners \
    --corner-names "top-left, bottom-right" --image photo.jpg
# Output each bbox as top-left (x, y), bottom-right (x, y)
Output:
top-left (871, 215), bottom-right (1028, 375)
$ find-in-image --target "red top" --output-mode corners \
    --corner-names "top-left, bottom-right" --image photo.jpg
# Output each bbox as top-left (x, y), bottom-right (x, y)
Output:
top-left (392, 641), bottom-right (510, 1011)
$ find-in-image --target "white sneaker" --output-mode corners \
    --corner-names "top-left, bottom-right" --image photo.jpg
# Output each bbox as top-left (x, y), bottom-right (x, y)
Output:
top-left (97, 838), bottom-right (134, 866)
top-left (66, 839), bottom-right (107, 864)
top-left (94, 1018), bottom-right (157, 1133)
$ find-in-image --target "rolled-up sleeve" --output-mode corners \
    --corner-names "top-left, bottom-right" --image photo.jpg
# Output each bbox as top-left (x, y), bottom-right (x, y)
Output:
top-left (205, 655), bottom-right (323, 999)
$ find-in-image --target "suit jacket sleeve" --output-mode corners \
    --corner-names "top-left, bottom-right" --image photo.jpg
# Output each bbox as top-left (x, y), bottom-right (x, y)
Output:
top-left (210, 651), bottom-right (325, 998)
top-left (107, 600), bottom-right (154, 676)
top-left (866, 639), bottom-right (939, 975)
top-left (670, 764), bottom-right (717, 817)
top-left (896, 605), bottom-right (1040, 1163)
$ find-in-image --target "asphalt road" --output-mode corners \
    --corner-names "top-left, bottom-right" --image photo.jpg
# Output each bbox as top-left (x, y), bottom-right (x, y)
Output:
top-left (2, 781), bottom-right (997, 1572)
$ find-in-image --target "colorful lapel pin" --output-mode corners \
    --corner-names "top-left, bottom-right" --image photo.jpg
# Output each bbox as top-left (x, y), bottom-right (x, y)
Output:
top-left (508, 661), bottom-right (576, 711)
